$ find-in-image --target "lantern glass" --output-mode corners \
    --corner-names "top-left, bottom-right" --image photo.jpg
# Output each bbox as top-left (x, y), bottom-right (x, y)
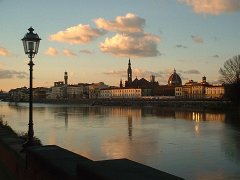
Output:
top-left (22, 27), bottom-right (41, 56)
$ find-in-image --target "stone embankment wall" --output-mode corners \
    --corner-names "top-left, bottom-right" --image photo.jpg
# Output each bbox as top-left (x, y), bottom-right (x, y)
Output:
top-left (0, 125), bottom-right (183, 180)
top-left (0, 126), bottom-right (26, 180)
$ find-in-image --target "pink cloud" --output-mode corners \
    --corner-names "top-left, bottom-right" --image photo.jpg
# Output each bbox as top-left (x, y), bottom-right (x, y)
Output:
top-left (103, 70), bottom-right (126, 77)
top-left (95, 13), bottom-right (145, 33)
top-left (0, 47), bottom-right (10, 56)
top-left (79, 49), bottom-right (94, 54)
top-left (49, 24), bottom-right (105, 44)
top-left (191, 35), bottom-right (204, 43)
top-left (100, 33), bottom-right (160, 57)
top-left (178, 0), bottom-right (240, 15)
top-left (96, 13), bottom-right (161, 58)
top-left (63, 49), bottom-right (76, 57)
top-left (45, 47), bottom-right (58, 56)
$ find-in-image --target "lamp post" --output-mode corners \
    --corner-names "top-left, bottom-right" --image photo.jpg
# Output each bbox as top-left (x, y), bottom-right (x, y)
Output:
top-left (22, 27), bottom-right (41, 147)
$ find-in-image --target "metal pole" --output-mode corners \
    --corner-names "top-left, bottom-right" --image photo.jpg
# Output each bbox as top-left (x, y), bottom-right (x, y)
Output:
top-left (24, 55), bottom-right (35, 147)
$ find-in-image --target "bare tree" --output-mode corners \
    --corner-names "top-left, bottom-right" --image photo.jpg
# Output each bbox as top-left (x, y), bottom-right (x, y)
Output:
top-left (219, 55), bottom-right (240, 84)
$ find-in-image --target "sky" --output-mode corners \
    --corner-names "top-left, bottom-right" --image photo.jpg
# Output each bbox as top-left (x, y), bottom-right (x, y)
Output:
top-left (0, 0), bottom-right (240, 91)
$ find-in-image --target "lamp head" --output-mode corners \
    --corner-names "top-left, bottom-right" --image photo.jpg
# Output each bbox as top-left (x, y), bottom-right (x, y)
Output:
top-left (22, 27), bottom-right (41, 58)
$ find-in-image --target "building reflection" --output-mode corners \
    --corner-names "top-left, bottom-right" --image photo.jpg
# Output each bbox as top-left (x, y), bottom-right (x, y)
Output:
top-left (109, 107), bottom-right (142, 119)
top-left (64, 108), bottom-right (68, 129)
top-left (142, 108), bottom-right (175, 118)
top-left (128, 115), bottom-right (133, 139)
top-left (175, 111), bottom-right (225, 122)
top-left (175, 111), bottom-right (226, 135)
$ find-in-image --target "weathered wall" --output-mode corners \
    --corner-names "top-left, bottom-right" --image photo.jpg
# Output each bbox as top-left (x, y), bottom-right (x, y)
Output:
top-left (0, 125), bottom-right (183, 180)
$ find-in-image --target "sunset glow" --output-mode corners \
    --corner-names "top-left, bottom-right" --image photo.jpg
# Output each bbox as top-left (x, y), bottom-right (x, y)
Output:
top-left (0, 0), bottom-right (239, 91)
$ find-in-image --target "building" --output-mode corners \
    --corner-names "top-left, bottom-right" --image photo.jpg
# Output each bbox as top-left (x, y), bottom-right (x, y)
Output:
top-left (47, 83), bottom-right (65, 100)
top-left (0, 90), bottom-right (8, 100)
top-left (48, 72), bottom-right (111, 100)
top-left (100, 87), bottom-right (142, 99)
top-left (175, 76), bottom-right (225, 99)
top-left (47, 72), bottom-right (92, 100)
top-left (9, 87), bottom-right (29, 102)
top-left (124, 60), bottom-right (186, 97)
top-left (33, 87), bottom-right (50, 101)
top-left (125, 59), bottom-right (132, 87)
top-left (66, 83), bottom-right (90, 99)
top-left (47, 72), bottom-right (68, 100)
top-left (175, 77), bottom-right (207, 99)
top-left (205, 85), bottom-right (225, 99)
top-left (124, 59), bottom-right (158, 95)
top-left (168, 69), bottom-right (182, 86)
top-left (153, 69), bottom-right (182, 96)
top-left (64, 71), bottom-right (68, 85)
top-left (88, 82), bottom-right (109, 99)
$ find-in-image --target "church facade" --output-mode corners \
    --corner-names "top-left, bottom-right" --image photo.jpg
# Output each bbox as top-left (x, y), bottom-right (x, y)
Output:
top-left (124, 59), bottom-right (159, 93)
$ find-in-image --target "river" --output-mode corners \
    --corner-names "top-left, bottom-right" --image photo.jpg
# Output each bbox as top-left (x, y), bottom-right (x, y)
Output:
top-left (0, 102), bottom-right (240, 179)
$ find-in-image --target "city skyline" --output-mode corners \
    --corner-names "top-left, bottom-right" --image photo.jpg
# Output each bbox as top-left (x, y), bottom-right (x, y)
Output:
top-left (0, 0), bottom-right (240, 91)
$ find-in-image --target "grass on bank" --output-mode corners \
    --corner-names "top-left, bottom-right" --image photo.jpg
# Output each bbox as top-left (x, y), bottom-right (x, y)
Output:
top-left (0, 116), bottom-right (42, 145)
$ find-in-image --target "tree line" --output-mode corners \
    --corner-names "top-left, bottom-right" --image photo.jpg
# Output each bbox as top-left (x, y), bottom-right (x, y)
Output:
top-left (219, 55), bottom-right (240, 105)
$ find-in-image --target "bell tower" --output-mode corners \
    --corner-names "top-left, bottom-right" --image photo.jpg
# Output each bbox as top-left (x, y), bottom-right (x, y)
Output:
top-left (127, 58), bottom-right (132, 83)
top-left (64, 71), bottom-right (68, 85)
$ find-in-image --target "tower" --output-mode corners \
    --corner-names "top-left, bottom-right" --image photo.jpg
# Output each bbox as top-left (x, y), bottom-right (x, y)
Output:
top-left (64, 71), bottom-right (68, 85)
top-left (150, 75), bottom-right (155, 83)
top-left (120, 79), bottom-right (123, 88)
top-left (202, 76), bottom-right (206, 83)
top-left (127, 58), bottom-right (132, 83)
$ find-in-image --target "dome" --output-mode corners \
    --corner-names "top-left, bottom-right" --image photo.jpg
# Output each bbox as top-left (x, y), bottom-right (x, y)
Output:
top-left (168, 69), bottom-right (182, 86)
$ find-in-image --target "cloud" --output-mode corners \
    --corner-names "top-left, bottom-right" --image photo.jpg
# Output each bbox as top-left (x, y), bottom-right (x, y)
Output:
top-left (95, 13), bottom-right (145, 33)
top-left (178, 0), bottom-right (240, 15)
top-left (0, 62), bottom-right (4, 68)
top-left (79, 49), bottom-right (94, 54)
top-left (191, 35), bottom-right (203, 43)
top-left (104, 67), bottom-right (201, 85)
top-left (176, 44), bottom-right (188, 48)
top-left (104, 68), bottom-right (164, 82)
top-left (133, 68), bottom-right (163, 78)
top-left (180, 69), bottom-right (201, 74)
top-left (100, 32), bottom-right (160, 57)
top-left (95, 13), bottom-right (161, 58)
top-left (212, 54), bottom-right (220, 58)
top-left (0, 69), bottom-right (28, 79)
top-left (49, 24), bottom-right (105, 44)
top-left (63, 49), bottom-right (77, 57)
top-left (103, 70), bottom-right (126, 77)
top-left (45, 47), bottom-right (58, 56)
top-left (0, 47), bottom-right (10, 56)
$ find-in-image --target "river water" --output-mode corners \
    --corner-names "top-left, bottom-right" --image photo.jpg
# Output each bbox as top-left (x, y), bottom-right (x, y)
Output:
top-left (0, 102), bottom-right (240, 179)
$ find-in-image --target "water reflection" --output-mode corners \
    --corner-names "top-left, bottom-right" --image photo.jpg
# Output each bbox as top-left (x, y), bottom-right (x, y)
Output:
top-left (221, 110), bottom-right (240, 163)
top-left (175, 111), bottom-right (225, 122)
top-left (1, 102), bottom-right (240, 179)
top-left (64, 108), bottom-right (68, 129)
top-left (128, 115), bottom-right (133, 139)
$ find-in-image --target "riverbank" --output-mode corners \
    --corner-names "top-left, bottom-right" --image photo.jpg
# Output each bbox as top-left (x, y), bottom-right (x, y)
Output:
top-left (18, 98), bottom-right (237, 111)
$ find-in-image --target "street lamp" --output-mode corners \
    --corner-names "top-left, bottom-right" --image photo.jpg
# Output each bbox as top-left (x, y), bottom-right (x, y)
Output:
top-left (22, 27), bottom-right (41, 147)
